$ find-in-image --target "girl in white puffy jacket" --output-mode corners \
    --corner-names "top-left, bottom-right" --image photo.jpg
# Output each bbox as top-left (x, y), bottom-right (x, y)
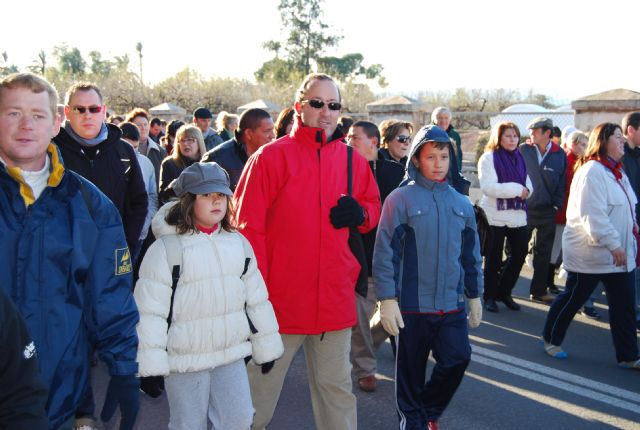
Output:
top-left (134, 162), bottom-right (284, 430)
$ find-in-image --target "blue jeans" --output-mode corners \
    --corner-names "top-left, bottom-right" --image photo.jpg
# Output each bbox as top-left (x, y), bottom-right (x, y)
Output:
top-left (543, 271), bottom-right (639, 362)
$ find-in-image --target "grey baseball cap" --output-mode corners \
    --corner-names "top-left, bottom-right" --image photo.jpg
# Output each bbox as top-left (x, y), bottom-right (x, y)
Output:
top-left (527, 117), bottom-right (553, 130)
top-left (170, 162), bottom-right (232, 197)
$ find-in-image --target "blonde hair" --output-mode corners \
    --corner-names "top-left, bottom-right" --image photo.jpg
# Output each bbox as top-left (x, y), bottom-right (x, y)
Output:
top-left (173, 125), bottom-right (206, 165)
top-left (216, 111), bottom-right (238, 131)
top-left (0, 73), bottom-right (58, 117)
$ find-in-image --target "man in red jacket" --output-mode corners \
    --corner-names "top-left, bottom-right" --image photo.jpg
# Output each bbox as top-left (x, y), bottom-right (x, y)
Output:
top-left (234, 73), bottom-right (381, 430)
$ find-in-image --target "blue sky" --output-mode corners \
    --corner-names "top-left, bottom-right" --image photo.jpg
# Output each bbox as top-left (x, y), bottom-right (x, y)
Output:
top-left (3, 0), bottom-right (637, 104)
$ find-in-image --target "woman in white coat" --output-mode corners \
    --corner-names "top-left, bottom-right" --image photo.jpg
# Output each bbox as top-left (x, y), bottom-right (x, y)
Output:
top-left (542, 123), bottom-right (640, 369)
top-left (478, 122), bottom-right (533, 313)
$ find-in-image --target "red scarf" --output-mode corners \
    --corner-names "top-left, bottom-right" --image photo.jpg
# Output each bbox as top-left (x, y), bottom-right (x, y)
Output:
top-left (590, 155), bottom-right (622, 181)
top-left (197, 224), bottom-right (218, 235)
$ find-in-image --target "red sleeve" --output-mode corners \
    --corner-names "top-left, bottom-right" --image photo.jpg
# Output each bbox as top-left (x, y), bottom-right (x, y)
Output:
top-left (233, 150), bottom-right (283, 281)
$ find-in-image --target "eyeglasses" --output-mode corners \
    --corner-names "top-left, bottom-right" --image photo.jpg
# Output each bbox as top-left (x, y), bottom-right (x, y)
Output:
top-left (300, 99), bottom-right (342, 111)
top-left (70, 105), bottom-right (103, 114)
top-left (396, 135), bottom-right (411, 143)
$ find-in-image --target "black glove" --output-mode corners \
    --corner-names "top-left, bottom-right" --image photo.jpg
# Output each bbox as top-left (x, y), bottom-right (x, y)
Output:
top-left (329, 196), bottom-right (365, 229)
top-left (139, 376), bottom-right (164, 398)
top-left (100, 374), bottom-right (140, 430)
top-left (261, 361), bottom-right (275, 374)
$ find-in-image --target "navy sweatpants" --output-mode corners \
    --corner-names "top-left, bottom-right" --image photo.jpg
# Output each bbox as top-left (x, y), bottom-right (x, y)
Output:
top-left (543, 270), bottom-right (639, 362)
top-left (395, 311), bottom-right (471, 429)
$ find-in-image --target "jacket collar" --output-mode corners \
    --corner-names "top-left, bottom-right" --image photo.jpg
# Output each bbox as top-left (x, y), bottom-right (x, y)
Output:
top-left (2, 143), bottom-right (65, 207)
top-left (146, 136), bottom-right (161, 153)
top-left (525, 139), bottom-right (562, 154)
top-left (290, 116), bottom-right (344, 148)
top-left (414, 172), bottom-right (449, 192)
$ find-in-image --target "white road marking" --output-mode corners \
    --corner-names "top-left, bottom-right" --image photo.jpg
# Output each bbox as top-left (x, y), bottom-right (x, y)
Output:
top-left (467, 371), bottom-right (640, 430)
top-left (470, 343), bottom-right (640, 405)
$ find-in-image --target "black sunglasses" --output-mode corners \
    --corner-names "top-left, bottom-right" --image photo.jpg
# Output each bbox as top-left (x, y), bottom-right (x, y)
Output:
top-left (70, 105), bottom-right (103, 114)
top-left (301, 99), bottom-right (342, 111)
top-left (396, 135), bottom-right (411, 143)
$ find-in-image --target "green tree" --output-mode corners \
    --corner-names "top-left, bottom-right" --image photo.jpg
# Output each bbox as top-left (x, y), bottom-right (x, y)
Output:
top-left (88, 51), bottom-right (112, 77)
top-left (270, 0), bottom-right (341, 74)
top-left (256, 0), bottom-right (386, 102)
top-left (53, 44), bottom-right (86, 76)
top-left (316, 53), bottom-right (386, 87)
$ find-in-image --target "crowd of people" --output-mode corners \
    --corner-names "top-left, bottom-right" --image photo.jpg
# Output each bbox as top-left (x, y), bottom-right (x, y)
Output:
top-left (0, 70), bottom-right (638, 430)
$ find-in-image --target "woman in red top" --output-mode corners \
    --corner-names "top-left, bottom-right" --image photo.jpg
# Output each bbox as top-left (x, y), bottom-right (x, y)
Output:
top-left (549, 130), bottom-right (588, 291)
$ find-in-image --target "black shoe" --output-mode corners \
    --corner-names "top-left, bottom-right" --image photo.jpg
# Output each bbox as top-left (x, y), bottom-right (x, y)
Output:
top-left (549, 285), bottom-right (561, 295)
top-left (500, 296), bottom-right (521, 311)
top-left (530, 294), bottom-right (554, 305)
top-left (485, 298), bottom-right (499, 313)
top-left (580, 306), bottom-right (601, 320)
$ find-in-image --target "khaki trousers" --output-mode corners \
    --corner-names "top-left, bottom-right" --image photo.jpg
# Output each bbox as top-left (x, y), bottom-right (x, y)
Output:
top-left (350, 279), bottom-right (378, 378)
top-left (248, 328), bottom-right (357, 430)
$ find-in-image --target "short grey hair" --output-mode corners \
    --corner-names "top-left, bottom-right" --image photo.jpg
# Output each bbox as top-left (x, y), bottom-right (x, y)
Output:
top-left (296, 73), bottom-right (341, 102)
top-left (567, 130), bottom-right (588, 150)
top-left (431, 106), bottom-right (452, 124)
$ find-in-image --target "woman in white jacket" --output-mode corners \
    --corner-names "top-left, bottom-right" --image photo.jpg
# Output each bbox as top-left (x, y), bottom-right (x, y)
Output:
top-left (478, 122), bottom-right (533, 313)
top-left (542, 123), bottom-right (639, 369)
top-left (134, 162), bottom-right (284, 429)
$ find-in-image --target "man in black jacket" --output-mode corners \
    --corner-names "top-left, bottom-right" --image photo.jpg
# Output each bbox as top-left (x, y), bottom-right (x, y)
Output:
top-left (621, 112), bottom-right (640, 330)
top-left (201, 108), bottom-right (274, 190)
top-left (54, 82), bottom-right (148, 253)
top-left (0, 288), bottom-right (49, 430)
top-left (346, 120), bottom-right (405, 393)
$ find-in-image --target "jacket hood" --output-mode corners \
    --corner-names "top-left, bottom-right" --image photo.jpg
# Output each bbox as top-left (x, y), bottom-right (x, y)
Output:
top-left (406, 125), bottom-right (451, 180)
top-left (151, 200), bottom-right (223, 239)
top-left (152, 201), bottom-right (180, 238)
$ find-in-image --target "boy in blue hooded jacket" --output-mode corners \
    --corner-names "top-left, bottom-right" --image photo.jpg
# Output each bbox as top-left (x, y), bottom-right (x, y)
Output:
top-left (373, 125), bottom-right (483, 430)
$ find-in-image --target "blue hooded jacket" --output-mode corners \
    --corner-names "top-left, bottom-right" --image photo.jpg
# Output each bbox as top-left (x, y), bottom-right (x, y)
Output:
top-left (373, 126), bottom-right (483, 313)
top-left (0, 144), bottom-right (139, 429)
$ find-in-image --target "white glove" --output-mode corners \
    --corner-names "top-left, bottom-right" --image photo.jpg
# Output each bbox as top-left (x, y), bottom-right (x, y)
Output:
top-left (380, 299), bottom-right (404, 337)
top-left (467, 297), bottom-right (482, 328)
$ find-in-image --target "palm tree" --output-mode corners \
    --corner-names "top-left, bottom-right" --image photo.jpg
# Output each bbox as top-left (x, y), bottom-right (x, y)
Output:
top-left (136, 42), bottom-right (143, 84)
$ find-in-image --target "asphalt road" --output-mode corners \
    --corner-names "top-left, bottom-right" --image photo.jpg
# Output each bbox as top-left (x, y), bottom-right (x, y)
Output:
top-left (94, 266), bottom-right (640, 430)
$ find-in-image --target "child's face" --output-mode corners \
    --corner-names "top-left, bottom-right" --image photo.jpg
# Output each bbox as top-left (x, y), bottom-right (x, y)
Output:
top-left (193, 193), bottom-right (228, 228)
top-left (412, 142), bottom-right (449, 181)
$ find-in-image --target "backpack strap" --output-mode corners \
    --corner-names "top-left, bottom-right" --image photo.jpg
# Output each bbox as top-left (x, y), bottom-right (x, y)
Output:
top-left (159, 234), bottom-right (183, 330)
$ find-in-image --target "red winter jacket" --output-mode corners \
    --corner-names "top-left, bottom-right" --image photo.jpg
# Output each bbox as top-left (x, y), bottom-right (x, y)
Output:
top-left (234, 119), bottom-right (381, 334)
top-left (555, 150), bottom-right (578, 225)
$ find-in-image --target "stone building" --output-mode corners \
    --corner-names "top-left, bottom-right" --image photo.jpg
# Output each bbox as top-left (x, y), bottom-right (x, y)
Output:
top-left (572, 89), bottom-right (640, 131)
top-left (366, 95), bottom-right (432, 129)
top-left (148, 103), bottom-right (187, 122)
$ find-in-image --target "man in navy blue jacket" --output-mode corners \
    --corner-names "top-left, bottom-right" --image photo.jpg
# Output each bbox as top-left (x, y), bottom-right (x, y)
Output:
top-left (0, 73), bottom-right (139, 430)
top-left (519, 117), bottom-right (567, 303)
top-left (201, 108), bottom-right (274, 191)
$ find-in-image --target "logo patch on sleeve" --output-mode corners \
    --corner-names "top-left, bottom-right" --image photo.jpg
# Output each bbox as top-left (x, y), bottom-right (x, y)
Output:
top-left (115, 248), bottom-right (133, 275)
